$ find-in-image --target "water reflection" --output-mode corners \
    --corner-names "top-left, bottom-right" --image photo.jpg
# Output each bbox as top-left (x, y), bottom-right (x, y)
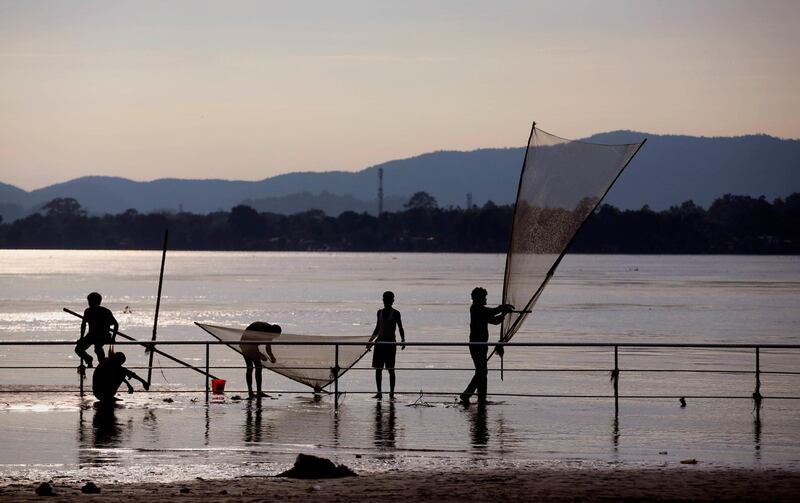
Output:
top-left (142, 408), bottom-right (159, 444)
top-left (753, 412), bottom-right (762, 461)
top-left (612, 413), bottom-right (620, 452)
top-left (468, 403), bottom-right (489, 450)
top-left (373, 401), bottom-right (396, 449)
top-left (332, 410), bottom-right (341, 449)
top-left (244, 400), bottom-right (269, 444)
top-left (494, 411), bottom-right (510, 455)
top-left (78, 403), bottom-right (132, 466)
top-left (93, 404), bottom-right (121, 446)
top-left (205, 404), bottom-right (210, 446)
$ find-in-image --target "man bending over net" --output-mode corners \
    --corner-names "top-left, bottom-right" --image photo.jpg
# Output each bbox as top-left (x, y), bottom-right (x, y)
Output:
top-left (241, 321), bottom-right (280, 399)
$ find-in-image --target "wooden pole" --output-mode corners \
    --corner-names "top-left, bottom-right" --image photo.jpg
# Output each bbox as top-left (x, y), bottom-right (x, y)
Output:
top-left (147, 229), bottom-right (169, 387)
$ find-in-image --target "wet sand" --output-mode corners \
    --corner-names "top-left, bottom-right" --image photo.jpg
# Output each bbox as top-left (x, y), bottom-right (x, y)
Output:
top-left (2, 466), bottom-right (799, 502)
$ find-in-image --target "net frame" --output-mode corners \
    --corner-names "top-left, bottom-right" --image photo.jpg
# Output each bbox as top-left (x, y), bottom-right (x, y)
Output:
top-left (500, 122), bottom-right (646, 344)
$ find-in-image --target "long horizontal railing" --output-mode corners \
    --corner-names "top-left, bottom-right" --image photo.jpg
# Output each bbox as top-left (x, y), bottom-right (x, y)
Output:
top-left (4, 340), bottom-right (799, 348)
top-left (1, 340), bottom-right (798, 413)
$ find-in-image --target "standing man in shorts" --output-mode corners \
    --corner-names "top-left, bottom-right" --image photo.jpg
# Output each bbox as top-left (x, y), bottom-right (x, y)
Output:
top-left (75, 292), bottom-right (118, 369)
top-left (369, 291), bottom-right (405, 400)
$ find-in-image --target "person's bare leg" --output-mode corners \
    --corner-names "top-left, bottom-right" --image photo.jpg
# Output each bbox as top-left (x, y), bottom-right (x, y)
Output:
top-left (75, 345), bottom-right (93, 368)
top-left (245, 360), bottom-right (254, 398)
top-left (388, 369), bottom-right (396, 399)
top-left (373, 369), bottom-right (382, 399)
top-left (94, 344), bottom-right (106, 363)
top-left (255, 368), bottom-right (268, 397)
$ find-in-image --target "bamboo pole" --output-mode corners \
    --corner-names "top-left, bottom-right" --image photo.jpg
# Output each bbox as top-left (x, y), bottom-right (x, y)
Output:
top-left (147, 229), bottom-right (169, 386)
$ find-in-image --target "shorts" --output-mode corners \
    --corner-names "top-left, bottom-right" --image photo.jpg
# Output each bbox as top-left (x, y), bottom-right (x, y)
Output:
top-left (76, 332), bottom-right (111, 352)
top-left (243, 354), bottom-right (264, 369)
top-left (371, 342), bottom-right (396, 369)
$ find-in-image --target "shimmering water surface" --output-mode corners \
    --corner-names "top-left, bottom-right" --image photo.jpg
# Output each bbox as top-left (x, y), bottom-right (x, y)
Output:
top-left (1, 251), bottom-right (799, 482)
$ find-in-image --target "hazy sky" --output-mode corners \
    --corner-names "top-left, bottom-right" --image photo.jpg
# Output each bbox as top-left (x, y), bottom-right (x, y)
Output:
top-left (1, 0), bottom-right (798, 190)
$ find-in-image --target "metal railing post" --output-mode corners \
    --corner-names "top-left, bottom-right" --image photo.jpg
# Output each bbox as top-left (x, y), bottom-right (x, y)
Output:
top-left (334, 344), bottom-right (340, 411)
top-left (613, 345), bottom-right (619, 414)
top-left (79, 365), bottom-right (84, 398)
top-left (205, 343), bottom-right (210, 402)
top-left (754, 347), bottom-right (762, 415)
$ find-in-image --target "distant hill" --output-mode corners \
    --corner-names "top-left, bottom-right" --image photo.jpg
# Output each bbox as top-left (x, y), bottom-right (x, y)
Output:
top-left (0, 182), bottom-right (27, 222)
top-left (586, 132), bottom-right (800, 210)
top-left (1, 132), bottom-right (798, 221)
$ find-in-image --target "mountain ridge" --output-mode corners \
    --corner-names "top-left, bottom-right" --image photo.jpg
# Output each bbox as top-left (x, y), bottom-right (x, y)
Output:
top-left (1, 131), bottom-right (798, 221)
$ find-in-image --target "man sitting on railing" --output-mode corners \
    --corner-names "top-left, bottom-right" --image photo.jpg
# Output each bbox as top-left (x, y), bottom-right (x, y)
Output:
top-left (92, 351), bottom-right (149, 403)
top-left (75, 292), bottom-right (118, 369)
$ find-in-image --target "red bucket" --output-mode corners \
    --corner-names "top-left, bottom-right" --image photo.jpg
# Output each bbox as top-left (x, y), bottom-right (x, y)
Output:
top-left (211, 378), bottom-right (226, 395)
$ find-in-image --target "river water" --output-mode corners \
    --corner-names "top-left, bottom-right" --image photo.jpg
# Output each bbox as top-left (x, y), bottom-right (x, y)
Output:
top-left (0, 251), bottom-right (798, 482)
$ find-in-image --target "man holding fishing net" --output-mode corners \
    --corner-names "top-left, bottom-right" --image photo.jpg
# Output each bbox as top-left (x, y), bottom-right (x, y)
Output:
top-left (460, 287), bottom-right (513, 406)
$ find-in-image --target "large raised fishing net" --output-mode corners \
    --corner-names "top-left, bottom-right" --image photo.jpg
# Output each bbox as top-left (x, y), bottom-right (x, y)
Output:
top-left (196, 323), bottom-right (371, 391)
top-left (501, 125), bottom-right (645, 342)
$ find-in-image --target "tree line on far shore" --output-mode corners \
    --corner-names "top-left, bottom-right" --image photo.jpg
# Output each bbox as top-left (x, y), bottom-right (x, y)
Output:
top-left (0, 192), bottom-right (797, 254)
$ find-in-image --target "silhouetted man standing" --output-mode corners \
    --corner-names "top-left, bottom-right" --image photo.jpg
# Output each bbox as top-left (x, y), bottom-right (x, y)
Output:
top-left (369, 291), bottom-right (405, 400)
top-left (460, 287), bottom-right (512, 405)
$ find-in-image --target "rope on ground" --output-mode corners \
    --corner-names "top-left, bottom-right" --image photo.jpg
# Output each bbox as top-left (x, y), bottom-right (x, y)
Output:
top-left (407, 390), bottom-right (435, 407)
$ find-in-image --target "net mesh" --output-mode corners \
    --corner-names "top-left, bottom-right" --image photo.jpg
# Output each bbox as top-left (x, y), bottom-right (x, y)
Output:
top-left (501, 126), bottom-right (645, 341)
top-left (196, 323), bottom-right (371, 391)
